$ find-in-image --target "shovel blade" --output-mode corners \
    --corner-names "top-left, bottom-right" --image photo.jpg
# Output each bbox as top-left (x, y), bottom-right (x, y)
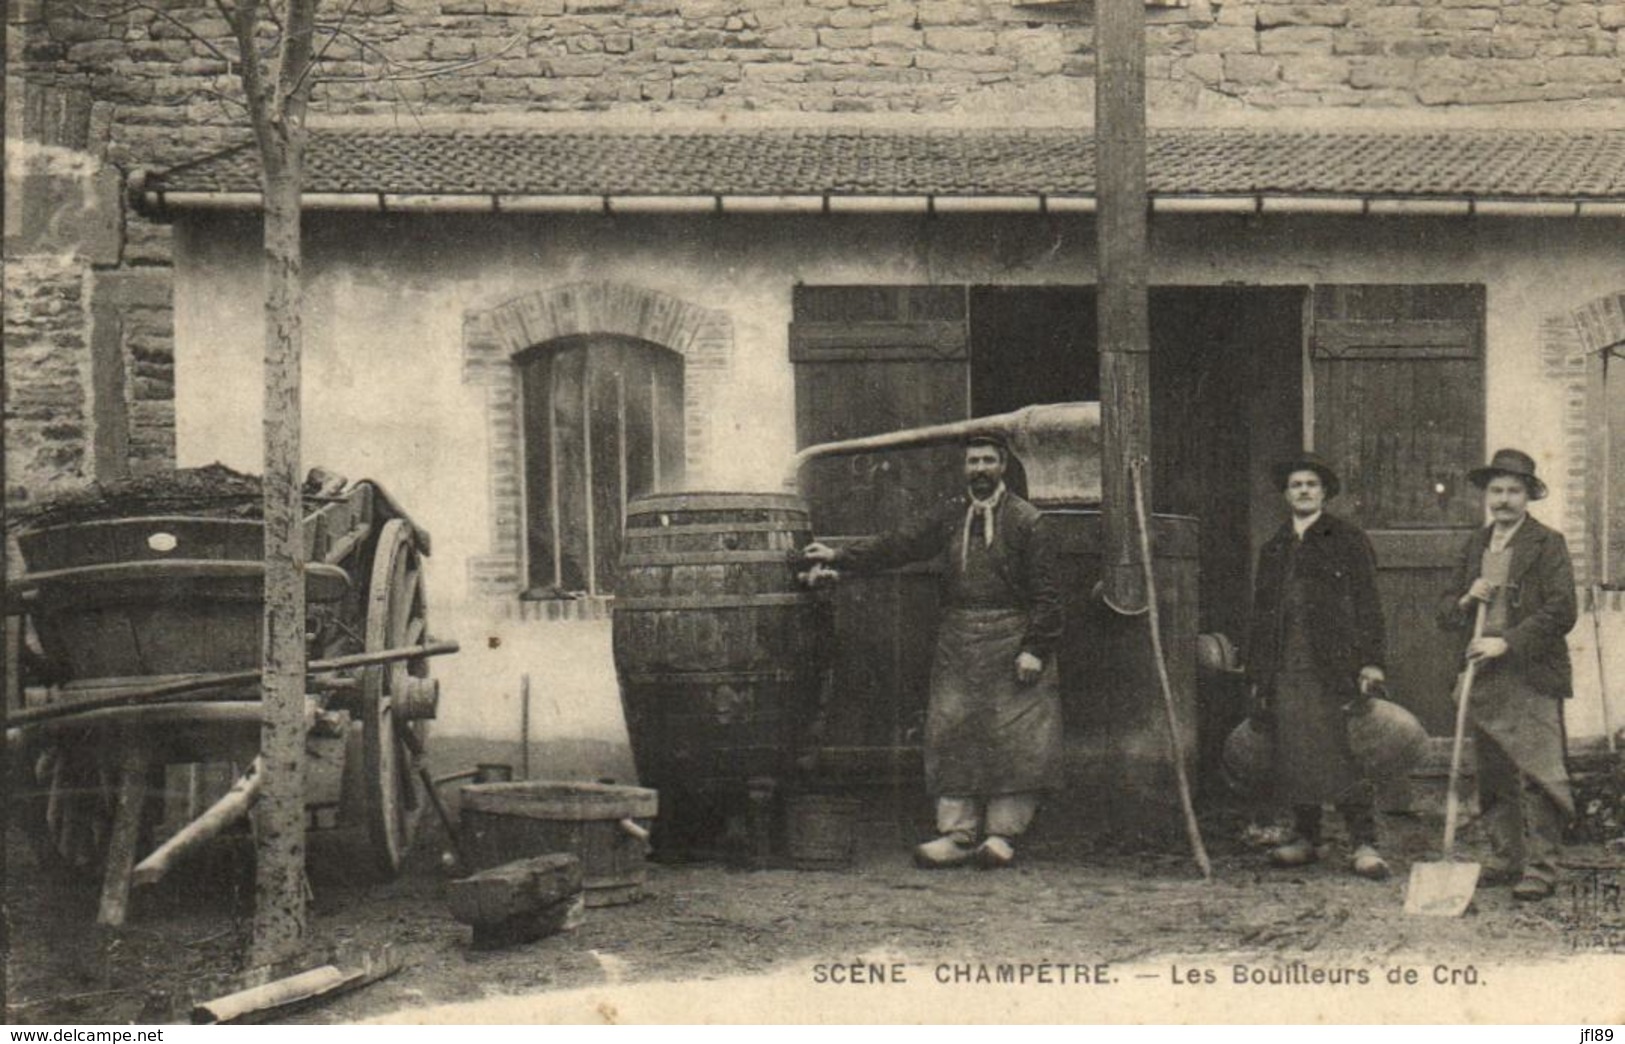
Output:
top-left (1404, 861), bottom-right (1481, 917)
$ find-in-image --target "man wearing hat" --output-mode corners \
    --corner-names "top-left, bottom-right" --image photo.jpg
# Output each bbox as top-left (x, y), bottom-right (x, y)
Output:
top-left (801, 433), bottom-right (1064, 869)
top-left (1246, 452), bottom-right (1391, 879)
top-left (1437, 449), bottom-right (1576, 901)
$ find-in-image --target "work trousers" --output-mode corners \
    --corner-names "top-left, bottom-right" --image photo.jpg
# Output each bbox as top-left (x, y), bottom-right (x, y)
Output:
top-left (1293, 797), bottom-right (1377, 848)
top-left (1475, 726), bottom-right (1565, 885)
top-left (937, 793), bottom-right (1040, 842)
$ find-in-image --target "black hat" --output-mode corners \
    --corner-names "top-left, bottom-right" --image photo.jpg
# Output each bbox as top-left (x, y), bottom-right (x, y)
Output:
top-left (965, 431), bottom-right (1012, 457)
top-left (1468, 448), bottom-right (1547, 500)
top-left (1271, 451), bottom-right (1341, 499)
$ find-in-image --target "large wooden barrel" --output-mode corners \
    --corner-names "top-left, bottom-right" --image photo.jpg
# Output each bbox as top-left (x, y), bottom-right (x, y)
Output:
top-left (612, 492), bottom-right (830, 845)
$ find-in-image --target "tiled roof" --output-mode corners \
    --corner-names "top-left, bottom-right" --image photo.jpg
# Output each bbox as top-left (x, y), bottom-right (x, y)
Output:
top-left (147, 126), bottom-right (1625, 200)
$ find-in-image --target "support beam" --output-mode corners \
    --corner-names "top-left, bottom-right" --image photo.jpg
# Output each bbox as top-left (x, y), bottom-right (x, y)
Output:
top-left (97, 744), bottom-right (151, 927)
top-left (1096, 0), bottom-right (1152, 613)
top-left (133, 758), bottom-right (262, 888)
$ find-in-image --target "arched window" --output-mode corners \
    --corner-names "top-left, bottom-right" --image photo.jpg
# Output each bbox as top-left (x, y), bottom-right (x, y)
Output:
top-left (519, 335), bottom-right (684, 598)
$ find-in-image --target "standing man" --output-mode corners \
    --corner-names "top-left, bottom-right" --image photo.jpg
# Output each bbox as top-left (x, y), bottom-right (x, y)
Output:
top-left (1437, 448), bottom-right (1576, 901)
top-left (801, 434), bottom-right (1064, 869)
top-left (1246, 452), bottom-right (1390, 879)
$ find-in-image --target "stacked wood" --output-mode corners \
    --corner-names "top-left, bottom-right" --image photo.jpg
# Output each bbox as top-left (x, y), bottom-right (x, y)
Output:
top-left (447, 853), bottom-right (584, 949)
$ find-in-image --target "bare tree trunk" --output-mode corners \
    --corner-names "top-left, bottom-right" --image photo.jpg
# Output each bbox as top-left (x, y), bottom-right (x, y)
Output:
top-left (238, 0), bottom-right (318, 965)
top-left (250, 145), bottom-right (309, 968)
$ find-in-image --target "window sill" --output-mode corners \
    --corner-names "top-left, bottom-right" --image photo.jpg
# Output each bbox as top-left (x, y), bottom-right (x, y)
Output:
top-left (512, 593), bottom-right (615, 623)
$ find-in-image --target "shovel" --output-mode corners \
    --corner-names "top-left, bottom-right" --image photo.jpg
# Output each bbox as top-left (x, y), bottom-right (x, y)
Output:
top-left (1404, 601), bottom-right (1488, 916)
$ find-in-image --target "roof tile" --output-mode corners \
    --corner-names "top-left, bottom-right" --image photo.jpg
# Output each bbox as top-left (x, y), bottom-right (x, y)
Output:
top-left (147, 126), bottom-right (1625, 200)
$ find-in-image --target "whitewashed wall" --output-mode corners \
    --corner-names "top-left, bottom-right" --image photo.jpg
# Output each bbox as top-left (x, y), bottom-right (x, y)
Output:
top-left (173, 212), bottom-right (1625, 759)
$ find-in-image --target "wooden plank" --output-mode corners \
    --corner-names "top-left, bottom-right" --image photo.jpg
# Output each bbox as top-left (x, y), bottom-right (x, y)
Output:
top-left (788, 321), bottom-right (970, 361)
top-left (133, 758), bottom-right (261, 888)
top-left (792, 286), bottom-right (971, 751)
top-left (97, 744), bottom-right (150, 927)
top-left (1586, 350), bottom-right (1609, 584)
top-left (1310, 284), bottom-right (1486, 735)
top-left (5, 616), bottom-right (21, 713)
top-left (1376, 564), bottom-right (1463, 734)
top-left (616, 369), bottom-right (628, 538)
top-left (520, 351), bottom-right (560, 591)
top-left (646, 367), bottom-right (661, 494)
top-left (653, 351), bottom-right (686, 493)
top-left (587, 347), bottom-right (625, 595)
top-left (1602, 351), bottom-right (1625, 587)
top-left (1368, 528), bottom-right (1474, 569)
top-left (1312, 318), bottom-right (1477, 359)
top-left (792, 285), bottom-right (909, 324)
top-left (552, 346), bottom-right (590, 592)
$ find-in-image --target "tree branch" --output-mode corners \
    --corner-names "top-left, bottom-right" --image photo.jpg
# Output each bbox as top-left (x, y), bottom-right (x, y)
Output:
top-left (276, 0), bottom-right (319, 131)
top-left (223, 0), bottom-right (274, 161)
top-left (313, 33), bottom-right (524, 83)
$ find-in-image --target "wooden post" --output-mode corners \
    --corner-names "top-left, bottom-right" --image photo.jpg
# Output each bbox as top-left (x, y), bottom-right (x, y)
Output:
top-left (520, 674), bottom-right (532, 780)
top-left (1096, 0), bottom-right (1151, 613)
top-left (97, 742), bottom-right (151, 928)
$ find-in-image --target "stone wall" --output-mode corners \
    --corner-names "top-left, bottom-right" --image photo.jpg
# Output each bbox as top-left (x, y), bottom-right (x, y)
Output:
top-left (11, 0), bottom-right (1624, 161)
top-left (3, 76), bottom-right (175, 510)
top-left (5, 255), bottom-right (91, 504)
top-left (9, 0), bottom-right (1619, 507)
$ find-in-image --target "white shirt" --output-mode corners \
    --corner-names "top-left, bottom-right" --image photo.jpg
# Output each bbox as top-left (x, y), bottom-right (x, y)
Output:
top-left (1291, 510), bottom-right (1323, 539)
top-left (1488, 515), bottom-right (1525, 553)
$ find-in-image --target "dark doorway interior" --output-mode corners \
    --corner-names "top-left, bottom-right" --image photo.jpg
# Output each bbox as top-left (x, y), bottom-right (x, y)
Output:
top-left (970, 286), bottom-right (1099, 412)
top-left (1148, 287), bottom-right (1304, 643)
top-left (969, 285), bottom-right (1305, 644)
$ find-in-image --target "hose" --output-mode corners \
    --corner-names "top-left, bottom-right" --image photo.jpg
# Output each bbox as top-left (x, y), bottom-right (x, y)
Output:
top-left (1130, 458), bottom-right (1213, 881)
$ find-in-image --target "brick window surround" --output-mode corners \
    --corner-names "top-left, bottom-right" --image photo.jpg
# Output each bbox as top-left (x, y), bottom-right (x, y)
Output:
top-left (461, 282), bottom-right (733, 621)
top-left (1547, 290), bottom-right (1625, 609)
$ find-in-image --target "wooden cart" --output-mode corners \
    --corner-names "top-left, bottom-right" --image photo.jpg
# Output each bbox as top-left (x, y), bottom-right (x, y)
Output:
top-left (4, 473), bottom-right (457, 926)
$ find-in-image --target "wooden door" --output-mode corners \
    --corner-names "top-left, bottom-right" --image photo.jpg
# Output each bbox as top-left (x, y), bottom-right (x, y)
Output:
top-left (1310, 285), bottom-right (1486, 734)
top-left (791, 286), bottom-right (970, 754)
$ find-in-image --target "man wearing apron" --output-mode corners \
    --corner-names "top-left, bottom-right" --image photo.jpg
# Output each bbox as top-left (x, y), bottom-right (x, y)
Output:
top-left (1438, 448), bottom-right (1576, 901)
top-left (802, 434), bottom-right (1064, 869)
top-left (1246, 453), bottom-right (1391, 879)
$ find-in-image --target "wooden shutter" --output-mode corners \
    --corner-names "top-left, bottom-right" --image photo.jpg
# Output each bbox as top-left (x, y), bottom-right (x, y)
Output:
top-left (790, 286), bottom-right (969, 758)
top-left (791, 285), bottom-right (970, 535)
top-left (1310, 284), bottom-right (1485, 734)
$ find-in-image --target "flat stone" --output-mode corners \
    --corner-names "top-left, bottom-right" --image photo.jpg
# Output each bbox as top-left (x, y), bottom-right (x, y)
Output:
top-left (1257, 4), bottom-right (1348, 28)
top-left (448, 853), bottom-right (584, 949)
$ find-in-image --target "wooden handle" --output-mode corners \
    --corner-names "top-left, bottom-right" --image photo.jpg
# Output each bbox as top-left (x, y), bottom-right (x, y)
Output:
top-left (1441, 601), bottom-right (1488, 856)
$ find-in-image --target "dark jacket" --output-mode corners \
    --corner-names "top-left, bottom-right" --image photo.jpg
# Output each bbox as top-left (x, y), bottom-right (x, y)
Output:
top-left (1436, 514), bottom-right (1576, 700)
top-left (833, 491), bottom-right (1064, 662)
top-left (1247, 511), bottom-right (1386, 700)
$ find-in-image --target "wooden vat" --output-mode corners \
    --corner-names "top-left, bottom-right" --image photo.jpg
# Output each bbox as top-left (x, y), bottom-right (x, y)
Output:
top-left (461, 781), bottom-right (657, 908)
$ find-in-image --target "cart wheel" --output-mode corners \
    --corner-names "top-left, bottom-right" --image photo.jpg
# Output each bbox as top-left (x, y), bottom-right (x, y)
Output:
top-left (361, 518), bottom-right (430, 877)
top-left (20, 731), bottom-right (163, 881)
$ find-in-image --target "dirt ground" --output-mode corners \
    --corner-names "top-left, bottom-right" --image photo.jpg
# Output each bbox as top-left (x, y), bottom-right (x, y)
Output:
top-left (5, 788), bottom-right (1620, 1026)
